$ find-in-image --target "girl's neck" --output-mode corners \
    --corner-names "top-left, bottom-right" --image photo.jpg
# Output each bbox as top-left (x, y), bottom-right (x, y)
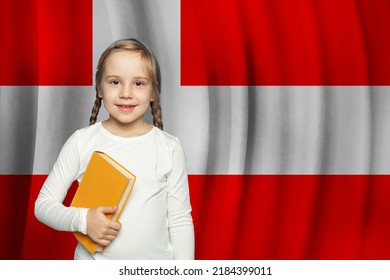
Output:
top-left (101, 119), bottom-right (152, 138)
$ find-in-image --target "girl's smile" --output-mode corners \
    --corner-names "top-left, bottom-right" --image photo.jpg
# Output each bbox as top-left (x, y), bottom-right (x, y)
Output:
top-left (116, 104), bottom-right (137, 112)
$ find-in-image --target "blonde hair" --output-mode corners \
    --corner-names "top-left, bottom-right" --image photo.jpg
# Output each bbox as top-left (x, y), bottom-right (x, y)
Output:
top-left (89, 38), bottom-right (163, 130)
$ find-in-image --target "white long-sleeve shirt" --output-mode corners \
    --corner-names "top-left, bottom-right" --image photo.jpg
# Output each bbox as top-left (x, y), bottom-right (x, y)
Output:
top-left (35, 123), bottom-right (194, 260)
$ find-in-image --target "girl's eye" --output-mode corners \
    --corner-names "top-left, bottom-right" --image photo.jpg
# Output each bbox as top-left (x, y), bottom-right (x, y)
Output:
top-left (134, 80), bottom-right (146, 87)
top-left (110, 80), bottom-right (120, 85)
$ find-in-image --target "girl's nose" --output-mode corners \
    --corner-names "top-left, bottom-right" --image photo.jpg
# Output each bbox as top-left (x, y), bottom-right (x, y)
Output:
top-left (120, 84), bottom-right (134, 98)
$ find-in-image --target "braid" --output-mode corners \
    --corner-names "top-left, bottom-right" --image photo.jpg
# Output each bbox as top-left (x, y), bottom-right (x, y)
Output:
top-left (151, 94), bottom-right (163, 130)
top-left (89, 93), bottom-right (102, 125)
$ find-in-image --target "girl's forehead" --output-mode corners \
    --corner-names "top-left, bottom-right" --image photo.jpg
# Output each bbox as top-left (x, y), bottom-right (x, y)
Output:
top-left (104, 51), bottom-right (146, 74)
top-left (106, 50), bottom-right (142, 64)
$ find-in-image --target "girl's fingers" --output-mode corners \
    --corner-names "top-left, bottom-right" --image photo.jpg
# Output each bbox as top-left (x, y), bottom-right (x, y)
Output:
top-left (97, 232), bottom-right (119, 246)
top-left (104, 228), bottom-right (120, 237)
top-left (97, 239), bottom-right (111, 247)
top-left (109, 221), bottom-right (122, 231)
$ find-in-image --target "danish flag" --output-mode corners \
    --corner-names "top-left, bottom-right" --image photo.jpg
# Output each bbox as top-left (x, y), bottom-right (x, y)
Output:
top-left (1, 0), bottom-right (390, 260)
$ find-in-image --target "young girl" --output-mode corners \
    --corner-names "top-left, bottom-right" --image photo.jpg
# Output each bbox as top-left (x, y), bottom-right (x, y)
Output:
top-left (35, 38), bottom-right (194, 260)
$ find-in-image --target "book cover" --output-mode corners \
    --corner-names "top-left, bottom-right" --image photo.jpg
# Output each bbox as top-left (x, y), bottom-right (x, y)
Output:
top-left (70, 151), bottom-right (136, 254)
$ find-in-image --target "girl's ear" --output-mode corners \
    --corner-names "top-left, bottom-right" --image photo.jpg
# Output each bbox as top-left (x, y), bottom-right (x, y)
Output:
top-left (97, 88), bottom-right (103, 99)
top-left (150, 90), bottom-right (156, 102)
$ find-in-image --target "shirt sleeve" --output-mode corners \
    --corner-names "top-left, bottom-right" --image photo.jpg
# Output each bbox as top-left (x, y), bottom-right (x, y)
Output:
top-left (34, 131), bottom-right (89, 234)
top-left (166, 139), bottom-right (195, 260)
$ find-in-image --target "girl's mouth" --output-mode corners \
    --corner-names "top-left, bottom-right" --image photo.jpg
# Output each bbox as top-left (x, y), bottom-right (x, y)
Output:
top-left (117, 104), bottom-right (136, 112)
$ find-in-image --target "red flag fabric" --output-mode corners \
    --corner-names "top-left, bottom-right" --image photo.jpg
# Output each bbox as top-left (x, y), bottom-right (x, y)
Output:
top-left (181, 0), bottom-right (390, 85)
top-left (0, 0), bottom-right (92, 85)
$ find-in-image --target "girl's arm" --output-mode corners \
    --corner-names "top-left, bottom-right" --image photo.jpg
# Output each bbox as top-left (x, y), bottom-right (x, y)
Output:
top-left (166, 140), bottom-right (195, 260)
top-left (35, 131), bottom-right (122, 246)
top-left (34, 131), bottom-right (89, 233)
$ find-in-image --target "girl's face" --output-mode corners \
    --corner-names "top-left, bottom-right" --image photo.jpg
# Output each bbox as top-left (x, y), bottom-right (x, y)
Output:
top-left (98, 51), bottom-right (154, 136)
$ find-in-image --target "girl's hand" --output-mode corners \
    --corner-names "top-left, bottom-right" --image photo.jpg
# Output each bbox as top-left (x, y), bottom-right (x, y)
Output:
top-left (86, 206), bottom-right (122, 247)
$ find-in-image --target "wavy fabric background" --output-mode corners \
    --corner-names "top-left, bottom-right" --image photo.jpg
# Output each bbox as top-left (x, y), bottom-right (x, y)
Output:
top-left (0, 0), bottom-right (390, 259)
top-left (182, 0), bottom-right (390, 85)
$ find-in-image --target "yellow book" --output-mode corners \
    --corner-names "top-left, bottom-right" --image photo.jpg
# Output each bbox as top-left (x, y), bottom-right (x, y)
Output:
top-left (70, 151), bottom-right (136, 254)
